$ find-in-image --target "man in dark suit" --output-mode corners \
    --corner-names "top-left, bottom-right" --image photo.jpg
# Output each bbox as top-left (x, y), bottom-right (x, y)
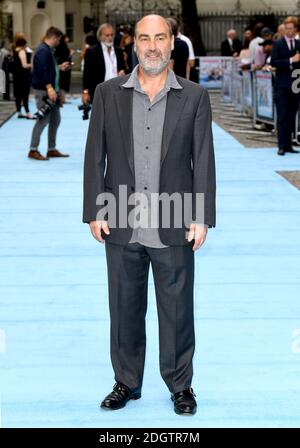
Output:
top-left (271, 16), bottom-right (300, 155)
top-left (82, 23), bottom-right (126, 103)
top-left (221, 29), bottom-right (242, 57)
top-left (83, 14), bottom-right (216, 415)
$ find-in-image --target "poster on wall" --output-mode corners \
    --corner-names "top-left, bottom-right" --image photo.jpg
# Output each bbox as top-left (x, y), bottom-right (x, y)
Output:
top-left (199, 57), bottom-right (223, 89)
top-left (255, 70), bottom-right (274, 120)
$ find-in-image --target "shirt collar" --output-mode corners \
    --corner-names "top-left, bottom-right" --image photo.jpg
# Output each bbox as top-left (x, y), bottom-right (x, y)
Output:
top-left (284, 35), bottom-right (294, 43)
top-left (101, 41), bottom-right (115, 53)
top-left (121, 64), bottom-right (183, 92)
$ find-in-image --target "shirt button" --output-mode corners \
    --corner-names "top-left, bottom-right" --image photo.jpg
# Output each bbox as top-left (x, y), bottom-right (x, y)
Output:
top-left (145, 146), bottom-right (149, 149)
top-left (148, 108), bottom-right (151, 111)
top-left (147, 126), bottom-right (150, 130)
top-left (144, 186), bottom-right (147, 190)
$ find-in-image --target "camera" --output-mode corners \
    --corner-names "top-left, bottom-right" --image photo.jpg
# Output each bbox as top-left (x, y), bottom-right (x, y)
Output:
top-left (78, 102), bottom-right (91, 120)
top-left (34, 94), bottom-right (61, 120)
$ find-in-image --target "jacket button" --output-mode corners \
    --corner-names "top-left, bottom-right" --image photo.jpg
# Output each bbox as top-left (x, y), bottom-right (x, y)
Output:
top-left (131, 186), bottom-right (135, 191)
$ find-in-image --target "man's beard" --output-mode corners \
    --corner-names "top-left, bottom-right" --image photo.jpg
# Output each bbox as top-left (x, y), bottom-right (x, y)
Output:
top-left (138, 49), bottom-right (171, 76)
top-left (103, 41), bottom-right (114, 47)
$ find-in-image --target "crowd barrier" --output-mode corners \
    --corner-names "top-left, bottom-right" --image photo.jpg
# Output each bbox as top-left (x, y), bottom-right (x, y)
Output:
top-left (196, 56), bottom-right (300, 145)
top-left (196, 56), bottom-right (276, 125)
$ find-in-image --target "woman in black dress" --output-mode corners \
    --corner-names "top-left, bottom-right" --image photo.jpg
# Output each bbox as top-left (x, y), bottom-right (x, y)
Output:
top-left (55, 34), bottom-right (73, 103)
top-left (12, 37), bottom-right (34, 119)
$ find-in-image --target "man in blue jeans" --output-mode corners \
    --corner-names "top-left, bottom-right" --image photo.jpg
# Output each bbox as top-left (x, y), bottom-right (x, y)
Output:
top-left (28, 27), bottom-right (70, 161)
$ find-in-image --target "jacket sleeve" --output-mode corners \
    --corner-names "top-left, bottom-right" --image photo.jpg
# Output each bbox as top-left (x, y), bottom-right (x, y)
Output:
top-left (271, 41), bottom-right (290, 69)
top-left (116, 47), bottom-right (126, 72)
top-left (34, 48), bottom-right (53, 88)
top-left (192, 88), bottom-right (216, 228)
top-left (83, 47), bottom-right (94, 92)
top-left (82, 84), bottom-right (107, 223)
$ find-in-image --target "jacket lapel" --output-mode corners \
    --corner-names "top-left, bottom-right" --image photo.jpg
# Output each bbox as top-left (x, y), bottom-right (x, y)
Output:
top-left (114, 85), bottom-right (134, 177)
top-left (160, 87), bottom-right (187, 166)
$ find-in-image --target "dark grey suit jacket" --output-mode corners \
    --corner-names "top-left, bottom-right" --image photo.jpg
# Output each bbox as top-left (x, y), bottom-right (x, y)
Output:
top-left (82, 73), bottom-right (216, 246)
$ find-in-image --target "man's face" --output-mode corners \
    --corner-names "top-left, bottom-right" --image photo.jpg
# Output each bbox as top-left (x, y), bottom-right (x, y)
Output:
top-left (264, 33), bottom-right (273, 41)
top-left (228, 31), bottom-right (236, 40)
top-left (244, 30), bottom-right (252, 41)
top-left (100, 27), bottom-right (114, 46)
top-left (134, 17), bottom-right (174, 76)
top-left (285, 22), bottom-right (297, 38)
top-left (50, 35), bottom-right (61, 47)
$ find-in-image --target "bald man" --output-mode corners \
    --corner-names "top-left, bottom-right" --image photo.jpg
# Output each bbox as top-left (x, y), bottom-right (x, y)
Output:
top-left (221, 29), bottom-right (242, 57)
top-left (83, 14), bottom-right (216, 416)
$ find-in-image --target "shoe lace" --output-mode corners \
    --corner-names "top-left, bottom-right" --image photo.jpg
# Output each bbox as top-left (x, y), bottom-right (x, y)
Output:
top-left (110, 382), bottom-right (130, 401)
top-left (175, 387), bottom-right (196, 400)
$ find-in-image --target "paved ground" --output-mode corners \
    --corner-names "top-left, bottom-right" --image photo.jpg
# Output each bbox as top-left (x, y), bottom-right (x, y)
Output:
top-left (0, 100), bottom-right (15, 127)
top-left (0, 97), bottom-right (300, 428)
top-left (209, 90), bottom-right (278, 148)
top-left (209, 90), bottom-right (300, 190)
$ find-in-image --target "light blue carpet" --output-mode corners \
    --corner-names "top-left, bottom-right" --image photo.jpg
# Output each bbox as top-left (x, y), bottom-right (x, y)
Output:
top-left (0, 98), bottom-right (300, 428)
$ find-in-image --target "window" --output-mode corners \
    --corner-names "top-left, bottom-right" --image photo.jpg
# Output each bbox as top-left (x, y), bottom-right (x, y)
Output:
top-left (65, 13), bottom-right (74, 42)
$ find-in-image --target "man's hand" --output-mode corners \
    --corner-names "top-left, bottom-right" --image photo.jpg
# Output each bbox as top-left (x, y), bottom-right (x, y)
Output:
top-left (291, 53), bottom-right (300, 63)
top-left (82, 92), bottom-right (90, 104)
top-left (59, 61), bottom-right (71, 71)
top-left (89, 220), bottom-right (110, 243)
top-left (118, 70), bottom-right (126, 76)
top-left (187, 223), bottom-right (208, 251)
top-left (47, 87), bottom-right (57, 102)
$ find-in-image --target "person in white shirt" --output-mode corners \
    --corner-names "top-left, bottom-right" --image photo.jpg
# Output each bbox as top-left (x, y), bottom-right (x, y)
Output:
top-left (82, 23), bottom-right (126, 103)
top-left (177, 20), bottom-right (195, 79)
top-left (249, 24), bottom-right (274, 63)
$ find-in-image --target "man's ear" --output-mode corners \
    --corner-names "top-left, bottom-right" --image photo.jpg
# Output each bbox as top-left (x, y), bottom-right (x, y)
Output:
top-left (133, 37), bottom-right (136, 52)
top-left (171, 34), bottom-right (175, 51)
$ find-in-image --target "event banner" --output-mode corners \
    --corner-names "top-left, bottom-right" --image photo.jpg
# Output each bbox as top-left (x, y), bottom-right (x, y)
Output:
top-left (199, 57), bottom-right (223, 89)
top-left (222, 58), bottom-right (234, 101)
top-left (255, 70), bottom-right (274, 121)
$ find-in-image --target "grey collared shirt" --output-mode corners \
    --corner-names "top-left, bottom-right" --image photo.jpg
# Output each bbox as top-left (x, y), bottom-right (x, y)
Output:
top-left (121, 64), bottom-right (183, 248)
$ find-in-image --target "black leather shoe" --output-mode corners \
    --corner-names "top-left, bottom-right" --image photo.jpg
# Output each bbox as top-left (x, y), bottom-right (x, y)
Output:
top-left (171, 387), bottom-right (197, 415)
top-left (100, 381), bottom-right (141, 410)
top-left (285, 147), bottom-right (299, 153)
top-left (277, 148), bottom-right (285, 156)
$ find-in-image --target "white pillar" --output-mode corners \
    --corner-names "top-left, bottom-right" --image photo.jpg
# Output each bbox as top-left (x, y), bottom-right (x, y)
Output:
top-left (12, 0), bottom-right (24, 35)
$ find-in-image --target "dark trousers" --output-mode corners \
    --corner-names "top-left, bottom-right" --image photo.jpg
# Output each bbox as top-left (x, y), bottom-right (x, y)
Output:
top-left (30, 90), bottom-right (61, 151)
top-left (104, 241), bottom-right (195, 394)
top-left (274, 88), bottom-right (300, 149)
top-left (15, 83), bottom-right (30, 113)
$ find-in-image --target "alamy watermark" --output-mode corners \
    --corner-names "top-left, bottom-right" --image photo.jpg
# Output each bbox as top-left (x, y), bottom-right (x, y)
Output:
top-left (94, 186), bottom-right (206, 229)
top-left (291, 69), bottom-right (300, 93)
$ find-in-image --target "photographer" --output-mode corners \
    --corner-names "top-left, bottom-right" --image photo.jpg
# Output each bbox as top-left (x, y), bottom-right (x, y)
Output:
top-left (28, 27), bottom-right (70, 161)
